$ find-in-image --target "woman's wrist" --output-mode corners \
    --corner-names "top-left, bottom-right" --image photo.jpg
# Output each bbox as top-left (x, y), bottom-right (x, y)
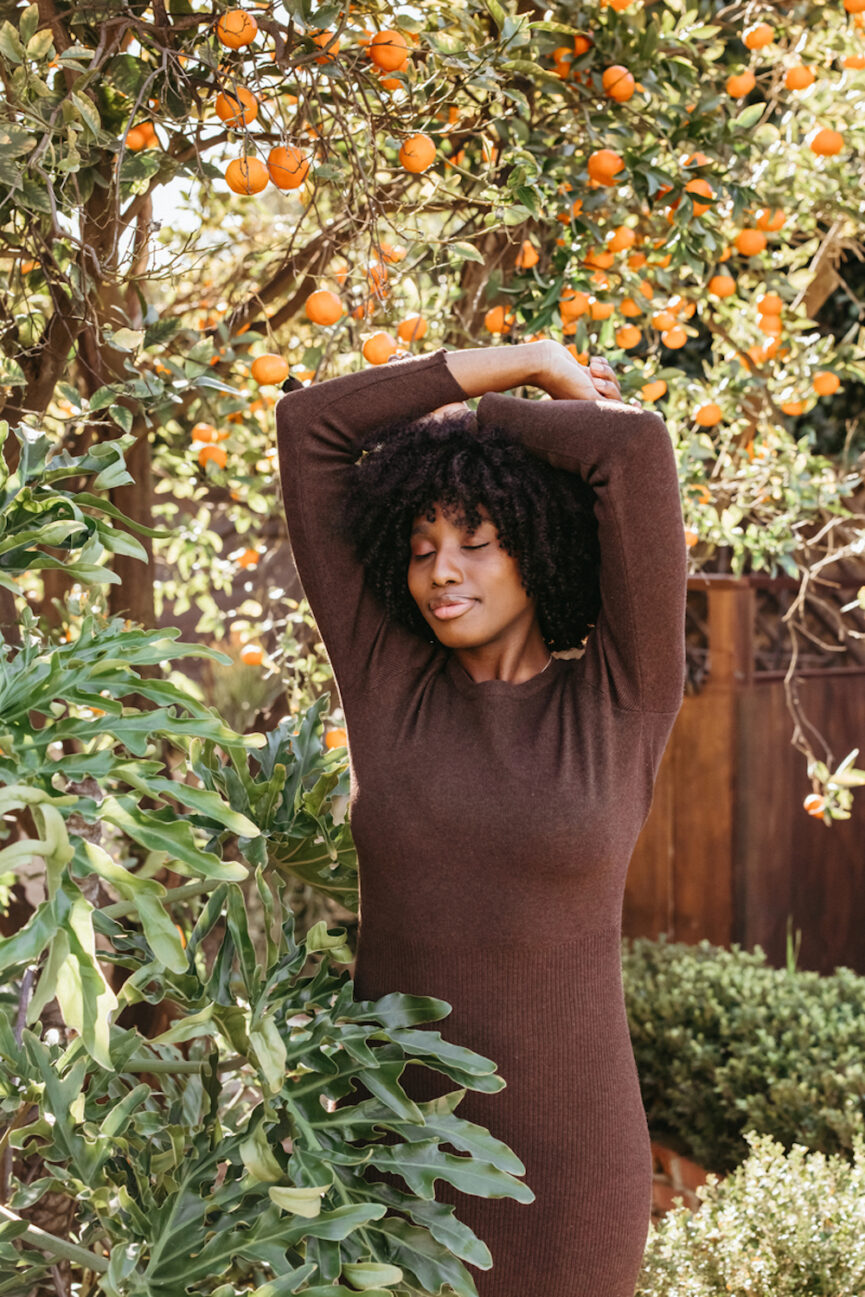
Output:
top-left (443, 341), bottom-right (547, 399)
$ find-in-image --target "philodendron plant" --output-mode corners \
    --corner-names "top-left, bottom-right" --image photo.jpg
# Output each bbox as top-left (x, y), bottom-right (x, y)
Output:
top-left (0, 608), bottom-right (532, 1295)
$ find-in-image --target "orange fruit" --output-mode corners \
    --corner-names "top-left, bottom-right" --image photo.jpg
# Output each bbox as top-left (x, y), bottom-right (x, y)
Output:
top-left (813, 370), bottom-right (840, 395)
top-left (324, 727), bottom-right (348, 749)
top-left (684, 151), bottom-right (711, 167)
top-left (589, 298), bottom-right (614, 320)
top-left (565, 345), bottom-right (590, 363)
top-left (756, 292), bottom-right (784, 314)
top-left (694, 402), bottom-right (722, 426)
top-left (619, 297), bottom-right (642, 317)
top-left (216, 10), bottom-right (258, 49)
top-left (310, 29), bottom-right (339, 62)
top-left (362, 331), bottom-right (398, 364)
top-left (191, 422), bottom-right (217, 443)
top-left (641, 379), bottom-right (667, 401)
top-left (251, 354), bottom-right (289, 384)
top-left (516, 239), bottom-right (539, 269)
top-left (368, 29), bottom-right (410, 71)
top-left (735, 228), bottom-right (767, 256)
top-left (573, 34), bottom-right (592, 55)
top-left (126, 126), bottom-right (149, 151)
top-left (627, 251), bottom-right (648, 270)
top-left (559, 289), bottom-right (590, 321)
top-left (785, 65), bottom-right (815, 90)
top-left (237, 548), bottom-right (260, 568)
top-left (781, 399), bottom-right (804, 415)
top-left (399, 132), bottom-right (436, 172)
top-left (583, 247), bottom-right (615, 270)
top-left (215, 86), bottom-right (259, 126)
top-left (843, 54), bottom-right (865, 68)
top-left (484, 305), bottom-right (515, 334)
top-left (661, 325), bottom-right (687, 348)
top-left (755, 207), bottom-right (785, 231)
top-left (602, 65), bottom-right (635, 101)
top-left (615, 324), bottom-right (641, 348)
top-left (305, 289), bottom-right (344, 325)
top-left (844, 0), bottom-right (865, 9)
top-left (757, 312), bottom-right (783, 335)
top-left (743, 22), bottom-right (773, 48)
top-left (267, 145), bottom-right (309, 189)
top-left (396, 315), bottom-right (428, 343)
top-left (803, 793), bottom-right (825, 817)
top-left (225, 157), bottom-right (269, 194)
top-left (726, 69), bottom-right (756, 97)
top-left (199, 444), bottom-right (227, 469)
top-left (708, 273), bottom-right (736, 297)
top-left (808, 127), bottom-right (844, 155)
top-left (637, 279), bottom-right (655, 301)
top-left (651, 310), bottom-right (677, 331)
top-left (684, 178), bottom-right (714, 216)
top-left (240, 644), bottom-right (263, 665)
top-left (607, 225), bottom-right (636, 252)
top-left (587, 148), bottom-right (625, 185)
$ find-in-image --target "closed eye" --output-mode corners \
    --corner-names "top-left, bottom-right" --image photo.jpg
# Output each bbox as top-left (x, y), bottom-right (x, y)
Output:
top-left (412, 543), bottom-right (489, 559)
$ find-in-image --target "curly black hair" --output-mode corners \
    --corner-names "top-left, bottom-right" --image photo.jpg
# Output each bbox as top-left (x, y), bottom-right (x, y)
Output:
top-left (339, 407), bottom-right (602, 653)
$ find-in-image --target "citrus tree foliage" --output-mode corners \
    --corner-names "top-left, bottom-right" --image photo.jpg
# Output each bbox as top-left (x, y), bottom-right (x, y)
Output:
top-left (2, 0), bottom-right (865, 817)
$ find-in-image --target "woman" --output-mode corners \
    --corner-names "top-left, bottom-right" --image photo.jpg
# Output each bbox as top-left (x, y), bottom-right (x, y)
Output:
top-left (274, 339), bottom-right (687, 1297)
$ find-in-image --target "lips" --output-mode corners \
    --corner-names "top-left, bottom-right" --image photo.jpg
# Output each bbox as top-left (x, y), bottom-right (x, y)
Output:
top-left (430, 598), bottom-right (476, 621)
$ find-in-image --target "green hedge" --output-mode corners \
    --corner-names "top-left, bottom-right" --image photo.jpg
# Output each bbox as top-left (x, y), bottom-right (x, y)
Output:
top-left (636, 1129), bottom-right (865, 1296)
top-left (622, 936), bottom-right (865, 1173)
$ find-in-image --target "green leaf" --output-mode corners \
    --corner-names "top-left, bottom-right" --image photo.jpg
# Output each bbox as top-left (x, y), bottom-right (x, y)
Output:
top-left (98, 795), bottom-right (247, 882)
top-left (26, 28), bottom-right (54, 60)
top-left (108, 404), bottom-right (133, 434)
top-left (368, 1138), bottom-right (534, 1202)
top-left (482, 0), bottom-right (507, 29)
top-left (732, 102), bottom-right (765, 131)
top-left (449, 241), bottom-right (485, 263)
top-left (0, 21), bottom-right (25, 62)
top-left (70, 91), bottom-right (101, 138)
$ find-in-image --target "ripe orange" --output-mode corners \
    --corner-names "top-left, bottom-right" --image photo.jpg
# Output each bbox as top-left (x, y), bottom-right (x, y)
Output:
top-left (641, 379), bottom-right (667, 401)
top-left (191, 422), bottom-right (217, 443)
top-left (240, 644), bottom-right (263, 665)
top-left (363, 332), bottom-right (398, 364)
top-left (587, 148), bottom-right (625, 185)
top-left (267, 145), bottom-right (309, 189)
top-left (755, 207), bottom-right (785, 231)
top-left (684, 178), bottom-right (714, 216)
top-left (484, 305), bottom-right (515, 334)
top-left (757, 313), bottom-right (783, 335)
top-left (781, 399), bottom-right (804, 415)
top-left (743, 22), bottom-right (773, 48)
top-left (651, 310), bottom-right (677, 331)
top-left (607, 225), bottom-right (636, 252)
top-left (324, 727), bottom-right (348, 749)
top-left (310, 29), bottom-right (340, 62)
top-left (305, 289), bottom-right (344, 325)
top-left (516, 239), bottom-right (539, 269)
top-left (565, 345), bottom-right (590, 363)
top-left (573, 34), bottom-right (592, 55)
top-left (843, 54), bottom-right (865, 68)
top-left (661, 325), bottom-right (687, 348)
top-left (589, 298), bottom-right (614, 320)
top-left (708, 273), bottom-right (736, 297)
top-left (199, 444), bottom-right (227, 469)
top-left (397, 315), bottom-right (428, 342)
top-left (215, 86), bottom-right (259, 127)
top-left (237, 548), bottom-right (260, 568)
top-left (785, 65), bottom-right (815, 90)
top-left (216, 10), bottom-right (258, 49)
top-left (368, 29), bottom-right (410, 71)
top-left (803, 793), bottom-right (825, 817)
top-left (126, 125), bottom-right (149, 151)
top-left (726, 69), bottom-right (756, 97)
top-left (225, 156), bottom-right (269, 194)
top-left (735, 228), bottom-right (767, 256)
top-left (559, 289), bottom-right (590, 321)
top-left (813, 371), bottom-right (840, 395)
top-left (695, 402), bottom-right (722, 426)
top-left (615, 324), bottom-right (641, 348)
top-left (756, 292), bottom-right (784, 314)
top-left (844, 0), bottom-right (865, 10)
top-left (399, 132), bottom-right (436, 173)
top-left (627, 251), bottom-right (648, 270)
top-left (602, 65), bottom-right (635, 101)
top-left (808, 127), bottom-right (844, 155)
top-left (583, 247), bottom-right (616, 270)
top-left (619, 296), bottom-right (642, 317)
top-left (251, 354), bottom-right (289, 384)
top-left (684, 151), bottom-right (711, 167)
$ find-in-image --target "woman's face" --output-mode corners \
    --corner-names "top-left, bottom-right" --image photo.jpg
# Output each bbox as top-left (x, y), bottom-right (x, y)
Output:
top-left (407, 501), bottom-right (539, 647)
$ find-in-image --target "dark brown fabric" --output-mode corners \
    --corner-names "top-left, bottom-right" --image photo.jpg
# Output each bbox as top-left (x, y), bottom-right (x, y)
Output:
top-left (274, 348), bottom-right (687, 1296)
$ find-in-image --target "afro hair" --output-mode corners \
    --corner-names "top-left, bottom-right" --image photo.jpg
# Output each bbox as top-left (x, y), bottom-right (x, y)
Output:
top-left (339, 407), bottom-right (602, 653)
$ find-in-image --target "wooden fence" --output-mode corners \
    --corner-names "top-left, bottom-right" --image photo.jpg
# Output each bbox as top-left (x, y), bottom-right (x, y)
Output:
top-left (624, 573), bottom-right (865, 977)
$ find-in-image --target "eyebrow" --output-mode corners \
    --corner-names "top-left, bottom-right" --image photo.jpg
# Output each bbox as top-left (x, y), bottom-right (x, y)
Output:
top-left (409, 517), bottom-right (491, 538)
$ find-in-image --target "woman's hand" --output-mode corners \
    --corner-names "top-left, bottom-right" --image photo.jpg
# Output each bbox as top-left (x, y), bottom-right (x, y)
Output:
top-left (535, 339), bottom-right (622, 402)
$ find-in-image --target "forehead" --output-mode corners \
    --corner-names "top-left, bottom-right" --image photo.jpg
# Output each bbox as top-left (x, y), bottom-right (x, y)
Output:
top-left (410, 502), bottom-right (492, 536)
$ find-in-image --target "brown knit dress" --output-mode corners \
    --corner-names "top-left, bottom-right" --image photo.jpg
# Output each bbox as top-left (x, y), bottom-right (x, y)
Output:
top-left (274, 347), bottom-right (687, 1297)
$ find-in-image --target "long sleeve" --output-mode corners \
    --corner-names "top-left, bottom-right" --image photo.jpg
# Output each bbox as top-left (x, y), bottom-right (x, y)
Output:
top-left (274, 347), bottom-right (470, 700)
top-left (476, 392), bottom-right (687, 714)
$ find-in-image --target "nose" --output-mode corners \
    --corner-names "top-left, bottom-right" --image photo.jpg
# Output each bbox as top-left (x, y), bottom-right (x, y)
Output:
top-left (430, 542), bottom-right (464, 586)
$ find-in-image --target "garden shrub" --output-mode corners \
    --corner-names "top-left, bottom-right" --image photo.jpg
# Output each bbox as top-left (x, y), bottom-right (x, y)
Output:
top-left (623, 935), bottom-right (865, 1172)
top-left (636, 1128), bottom-right (865, 1296)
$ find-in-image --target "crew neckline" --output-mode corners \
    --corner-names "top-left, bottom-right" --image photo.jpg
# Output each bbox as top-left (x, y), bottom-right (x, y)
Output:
top-left (445, 651), bottom-right (564, 698)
